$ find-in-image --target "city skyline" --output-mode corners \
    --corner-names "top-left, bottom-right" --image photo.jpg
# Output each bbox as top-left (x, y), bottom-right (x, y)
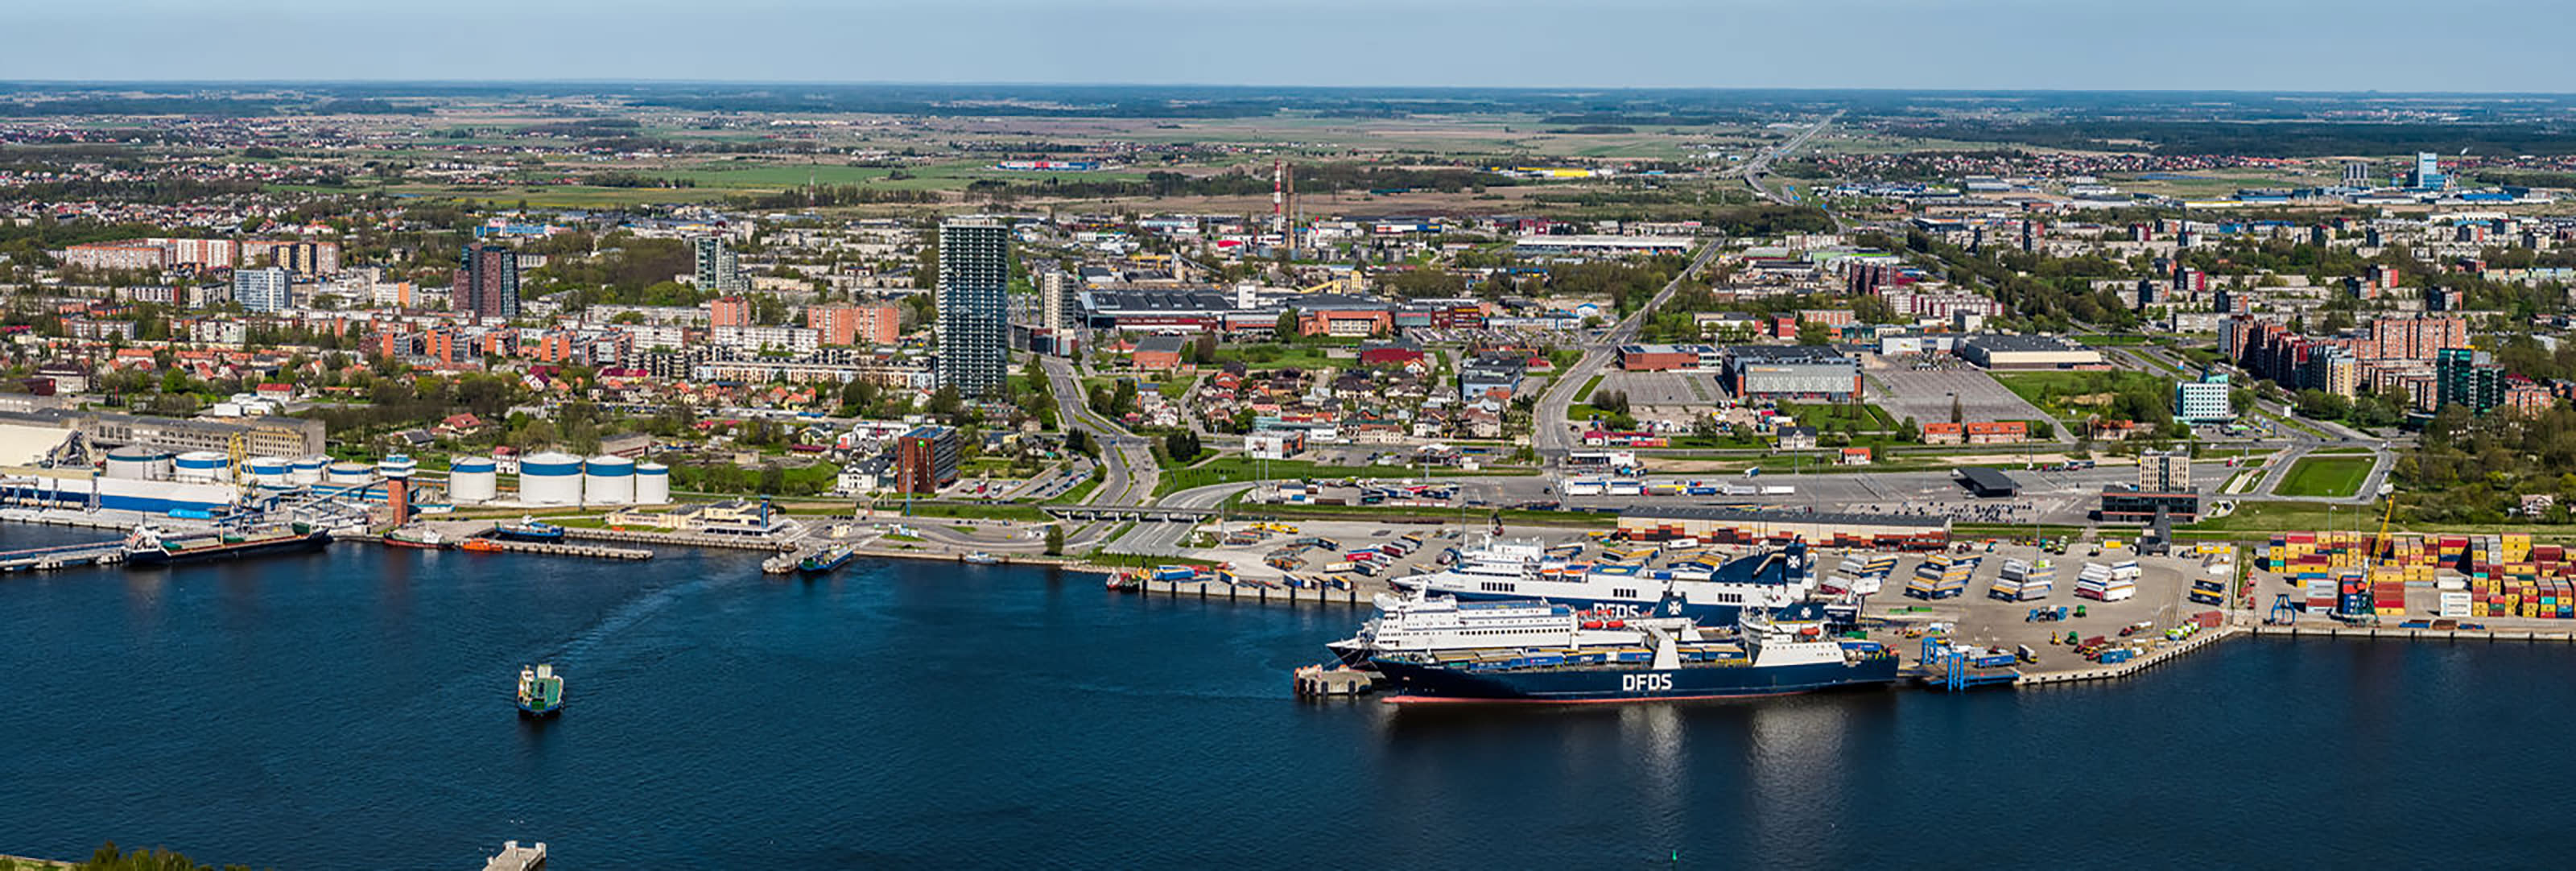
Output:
top-left (11, 0), bottom-right (2576, 93)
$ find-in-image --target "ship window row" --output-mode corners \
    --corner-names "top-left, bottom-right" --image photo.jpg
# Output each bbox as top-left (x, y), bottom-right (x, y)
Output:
top-left (1612, 588), bottom-right (1637, 599)
top-left (1479, 582), bottom-right (1517, 592)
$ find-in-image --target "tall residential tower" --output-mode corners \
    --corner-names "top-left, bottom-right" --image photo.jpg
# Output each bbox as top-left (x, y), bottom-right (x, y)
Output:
top-left (936, 218), bottom-right (1010, 396)
top-left (455, 243), bottom-right (519, 320)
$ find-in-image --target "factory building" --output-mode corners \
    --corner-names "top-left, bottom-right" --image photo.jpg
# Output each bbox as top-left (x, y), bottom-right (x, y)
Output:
top-left (1720, 346), bottom-right (1861, 401)
top-left (1955, 334), bottom-right (2105, 369)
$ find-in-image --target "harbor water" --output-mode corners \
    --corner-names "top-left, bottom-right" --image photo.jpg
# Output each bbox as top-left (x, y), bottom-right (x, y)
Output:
top-left (0, 522), bottom-right (2570, 869)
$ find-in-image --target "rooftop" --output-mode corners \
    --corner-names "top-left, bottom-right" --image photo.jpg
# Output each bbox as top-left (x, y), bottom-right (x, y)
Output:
top-left (1620, 506), bottom-right (1950, 530)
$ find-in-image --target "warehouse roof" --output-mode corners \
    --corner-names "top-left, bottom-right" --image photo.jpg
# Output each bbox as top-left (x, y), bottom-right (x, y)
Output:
top-left (1619, 506), bottom-right (1950, 530)
top-left (1959, 333), bottom-right (2083, 353)
top-left (1955, 466), bottom-right (2020, 495)
top-left (1724, 345), bottom-right (1855, 365)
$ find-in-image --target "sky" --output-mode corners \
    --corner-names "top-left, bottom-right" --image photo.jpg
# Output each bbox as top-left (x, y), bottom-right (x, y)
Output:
top-left (11, 0), bottom-right (2576, 93)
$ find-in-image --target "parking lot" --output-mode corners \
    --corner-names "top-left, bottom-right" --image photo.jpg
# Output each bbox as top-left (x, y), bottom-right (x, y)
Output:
top-left (1596, 371), bottom-right (1723, 407)
top-left (1867, 360), bottom-right (2057, 434)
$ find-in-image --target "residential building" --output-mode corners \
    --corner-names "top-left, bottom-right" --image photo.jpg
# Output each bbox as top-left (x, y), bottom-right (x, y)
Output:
top-left (2174, 372), bottom-right (2235, 423)
top-left (708, 295), bottom-right (753, 328)
top-left (454, 243), bottom-right (519, 319)
top-left (807, 302), bottom-right (902, 346)
top-left (2138, 450), bottom-right (2191, 493)
top-left (2436, 347), bottom-right (2502, 413)
top-left (233, 267), bottom-right (291, 312)
top-left (692, 235), bottom-right (743, 293)
top-left (895, 425), bottom-right (960, 495)
top-left (937, 218), bottom-right (1011, 396)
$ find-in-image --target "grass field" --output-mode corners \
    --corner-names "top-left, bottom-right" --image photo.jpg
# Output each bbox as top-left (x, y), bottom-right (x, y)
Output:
top-left (1573, 374), bottom-right (1607, 403)
top-left (1212, 344), bottom-right (1340, 372)
top-left (2274, 456), bottom-right (2375, 498)
top-left (1992, 369), bottom-right (2174, 420)
top-left (1777, 401), bottom-right (1896, 431)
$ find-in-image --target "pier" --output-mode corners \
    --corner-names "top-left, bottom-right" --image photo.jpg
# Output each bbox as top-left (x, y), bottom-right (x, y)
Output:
top-left (558, 526), bottom-right (792, 551)
top-left (2012, 625), bottom-right (2240, 687)
top-left (0, 542), bottom-right (124, 573)
top-left (1113, 576), bottom-right (1368, 607)
top-left (2246, 622), bottom-right (2576, 642)
top-left (1293, 664), bottom-right (1379, 697)
top-left (479, 840), bottom-right (546, 871)
top-left (490, 539), bottom-right (653, 560)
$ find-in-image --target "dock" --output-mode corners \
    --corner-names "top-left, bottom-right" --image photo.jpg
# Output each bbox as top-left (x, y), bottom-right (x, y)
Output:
top-left (559, 526), bottom-right (791, 551)
top-left (491, 539), bottom-right (653, 560)
top-left (1113, 576), bottom-right (1367, 607)
top-left (2013, 624), bottom-right (2239, 687)
top-left (0, 542), bottom-right (125, 573)
top-left (2246, 621), bottom-right (2576, 642)
top-left (480, 840), bottom-right (546, 871)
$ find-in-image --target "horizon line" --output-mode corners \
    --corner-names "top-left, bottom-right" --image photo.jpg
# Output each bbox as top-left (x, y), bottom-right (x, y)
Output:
top-left (1, 79), bottom-right (2573, 98)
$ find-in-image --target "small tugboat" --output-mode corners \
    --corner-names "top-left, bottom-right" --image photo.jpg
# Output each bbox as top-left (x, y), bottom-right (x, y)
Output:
top-left (456, 537), bottom-right (506, 553)
top-left (798, 543), bottom-right (857, 576)
top-left (382, 526), bottom-right (448, 550)
top-left (962, 551), bottom-right (1001, 565)
top-left (516, 664), bottom-right (564, 718)
top-left (493, 517), bottom-right (567, 543)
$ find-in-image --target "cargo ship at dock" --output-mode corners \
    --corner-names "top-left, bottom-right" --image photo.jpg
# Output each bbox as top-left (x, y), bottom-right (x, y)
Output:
top-left (1369, 609), bottom-right (1898, 704)
top-left (1327, 589), bottom-right (1702, 667)
top-left (798, 544), bottom-right (857, 576)
top-left (123, 522), bottom-right (331, 567)
top-left (493, 518), bottom-right (567, 543)
top-left (1388, 537), bottom-right (1818, 623)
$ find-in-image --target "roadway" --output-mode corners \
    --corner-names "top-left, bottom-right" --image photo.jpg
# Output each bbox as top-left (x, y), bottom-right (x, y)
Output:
top-left (1739, 110), bottom-right (1840, 205)
top-left (1531, 240), bottom-right (1728, 462)
top-left (1041, 355), bottom-right (1158, 507)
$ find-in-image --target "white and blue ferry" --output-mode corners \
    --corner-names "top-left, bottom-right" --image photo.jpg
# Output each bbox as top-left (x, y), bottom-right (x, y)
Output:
top-left (1386, 536), bottom-right (1818, 623)
top-left (1369, 609), bottom-right (1900, 704)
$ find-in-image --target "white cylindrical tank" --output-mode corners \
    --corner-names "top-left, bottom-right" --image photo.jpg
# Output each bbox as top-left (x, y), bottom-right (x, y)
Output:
top-left (173, 450), bottom-right (229, 483)
top-left (289, 456), bottom-right (327, 485)
top-left (325, 461), bottom-right (373, 486)
top-left (378, 454), bottom-right (419, 481)
top-left (246, 456), bottom-right (291, 487)
top-left (584, 455), bottom-right (634, 506)
top-left (634, 461), bottom-right (670, 504)
top-left (519, 451), bottom-right (584, 506)
top-left (105, 447), bottom-right (171, 481)
top-left (448, 456), bottom-right (498, 504)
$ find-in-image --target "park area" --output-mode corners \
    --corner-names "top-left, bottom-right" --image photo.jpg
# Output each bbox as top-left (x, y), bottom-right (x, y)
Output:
top-left (2277, 454), bottom-right (2374, 498)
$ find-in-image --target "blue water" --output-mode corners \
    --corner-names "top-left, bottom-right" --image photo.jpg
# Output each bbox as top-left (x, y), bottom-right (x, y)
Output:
top-left (1, 522), bottom-right (2570, 869)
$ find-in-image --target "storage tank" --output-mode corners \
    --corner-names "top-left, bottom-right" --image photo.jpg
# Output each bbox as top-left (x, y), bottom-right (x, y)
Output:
top-left (448, 456), bottom-right (499, 504)
top-left (377, 454), bottom-right (419, 481)
top-left (289, 456), bottom-right (327, 485)
top-left (583, 455), bottom-right (635, 506)
top-left (246, 456), bottom-right (291, 487)
top-left (104, 447), bottom-right (171, 481)
top-left (324, 461), bottom-right (372, 486)
top-left (519, 451), bottom-right (584, 506)
top-left (173, 450), bottom-right (229, 483)
top-left (634, 461), bottom-right (671, 505)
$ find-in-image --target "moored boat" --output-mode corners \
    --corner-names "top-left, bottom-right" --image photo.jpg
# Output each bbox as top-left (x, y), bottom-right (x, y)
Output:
top-left (1371, 609), bottom-right (1898, 704)
top-left (798, 543), bottom-right (857, 575)
top-left (383, 526), bottom-right (448, 550)
top-left (124, 522), bottom-right (330, 567)
top-left (962, 551), bottom-right (1000, 565)
top-left (493, 517), bottom-right (567, 543)
top-left (456, 537), bottom-right (506, 553)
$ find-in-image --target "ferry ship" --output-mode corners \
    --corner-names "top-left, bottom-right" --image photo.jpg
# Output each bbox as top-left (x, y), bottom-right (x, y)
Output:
top-left (124, 522), bottom-right (331, 567)
top-left (1325, 589), bottom-right (1699, 667)
top-left (798, 543), bottom-right (857, 576)
top-left (493, 518), bottom-right (568, 543)
top-left (1370, 609), bottom-right (1900, 704)
top-left (516, 664), bottom-right (564, 717)
top-left (1387, 537), bottom-right (1818, 622)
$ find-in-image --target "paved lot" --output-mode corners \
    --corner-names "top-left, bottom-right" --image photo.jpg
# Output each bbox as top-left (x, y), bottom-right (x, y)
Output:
top-left (1868, 361), bottom-right (2057, 434)
top-left (1597, 371), bottom-right (1724, 407)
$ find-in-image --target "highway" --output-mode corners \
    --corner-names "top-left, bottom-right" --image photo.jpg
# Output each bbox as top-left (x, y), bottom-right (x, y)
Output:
top-left (1739, 109), bottom-right (1840, 205)
top-left (1531, 240), bottom-right (1727, 463)
top-left (1041, 355), bottom-right (1158, 507)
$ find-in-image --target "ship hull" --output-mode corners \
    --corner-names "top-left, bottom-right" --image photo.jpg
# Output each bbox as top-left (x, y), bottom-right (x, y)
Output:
top-left (1371, 655), bottom-right (1899, 704)
top-left (494, 526), bottom-right (566, 543)
top-left (126, 532), bottom-right (331, 567)
top-left (516, 704), bottom-right (563, 718)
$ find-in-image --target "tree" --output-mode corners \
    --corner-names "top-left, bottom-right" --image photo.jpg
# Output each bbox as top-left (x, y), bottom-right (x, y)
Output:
top-left (1949, 394), bottom-right (1964, 424)
top-left (1797, 320), bottom-right (1834, 345)
top-left (1043, 523), bottom-right (1065, 556)
top-left (1274, 308), bottom-right (1300, 341)
top-left (2029, 419), bottom-right (2054, 440)
top-left (1897, 416), bottom-right (1920, 442)
top-left (1163, 429), bottom-right (1201, 463)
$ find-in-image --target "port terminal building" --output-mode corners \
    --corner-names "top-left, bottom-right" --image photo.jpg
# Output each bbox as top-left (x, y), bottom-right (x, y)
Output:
top-left (1617, 507), bottom-right (1951, 551)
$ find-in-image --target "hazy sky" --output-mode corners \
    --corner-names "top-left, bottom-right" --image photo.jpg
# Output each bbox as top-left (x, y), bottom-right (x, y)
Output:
top-left (13, 0), bottom-right (2576, 92)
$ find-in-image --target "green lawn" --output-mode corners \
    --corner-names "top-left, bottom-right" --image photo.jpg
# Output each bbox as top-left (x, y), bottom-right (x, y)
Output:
top-left (2276, 456), bottom-right (2373, 498)
top-left (1573, 374), bottom-right (1607, 403)
top-left (1777, 401), bottom-right (1895, 431)
top-left (1211, 344), bottom-right (1340, 371)
top-left (1992, 369), bottom-right (2175, 421)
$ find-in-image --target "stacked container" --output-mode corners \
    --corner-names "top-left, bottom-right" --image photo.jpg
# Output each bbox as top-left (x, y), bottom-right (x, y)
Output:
top-left (1905, 554), bottom-right (1976, 600)
top-left (2074, 563), bottom-right (2136, 601)
top-left (1988, 559), bottom-right (2054, 601)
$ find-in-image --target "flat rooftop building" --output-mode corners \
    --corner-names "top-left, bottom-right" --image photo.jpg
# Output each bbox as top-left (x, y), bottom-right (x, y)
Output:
top-left (1618, 506), bottom-right (1951, 550)
top-left (1954, 466), bottom-right (2020, 497)
top-left (1955, 334), bottom-right (2106, 369)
